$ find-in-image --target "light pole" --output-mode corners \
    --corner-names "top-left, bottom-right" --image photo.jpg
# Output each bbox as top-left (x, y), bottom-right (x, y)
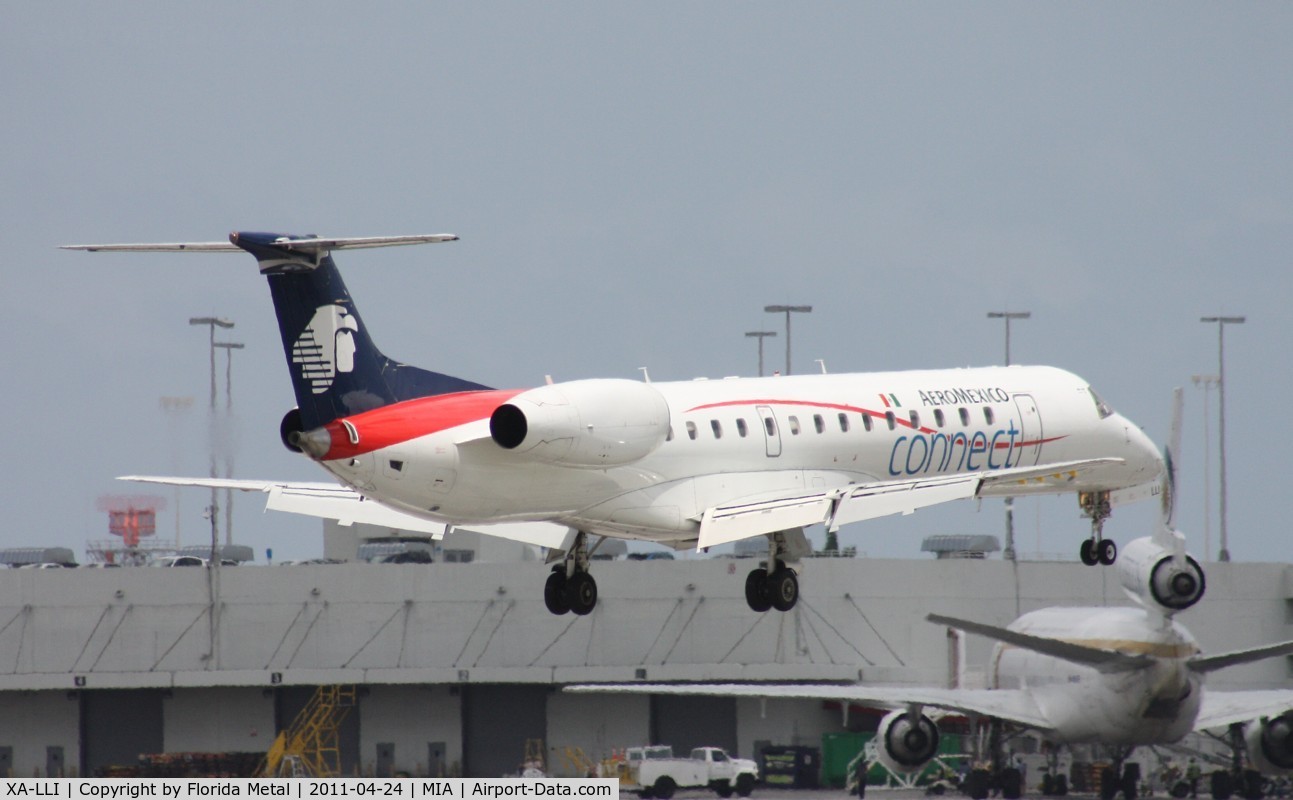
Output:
top-left (1191, 374), bottom-right (1219, 561)
top-left (189, 317), bottom-right (234, 553)
top-left (764, 305), bottom-right (812, 375)
top-left (745, 331), bottom-right (777, 377)
top-left (215, 341), bottom-right (244, 547)
top-left (987, 311), bottom-right (1031, 366)
top-left (988, 311), bottom-right (1030, 561)
top-left (1200, 315), bottom-right (1245, 562)
top-left (159, 396), bottom-right (194, 548)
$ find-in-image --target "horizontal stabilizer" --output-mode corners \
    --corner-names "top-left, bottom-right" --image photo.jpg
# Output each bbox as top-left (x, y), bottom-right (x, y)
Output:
top-left (62, 233), bottom-right (457, 253)
top-left (1189, 640), bottom-right (1293, 674)
top-left (928, 613), bottom-right (1152, 673)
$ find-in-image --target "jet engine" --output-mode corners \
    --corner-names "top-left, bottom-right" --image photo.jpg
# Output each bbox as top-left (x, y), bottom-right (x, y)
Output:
top-left (490, 379), bottom-right (671, 468)
top-left (1246, 714), bottom-right (1293, 773)
top-left (1117, 535), bottom-right (1206, 614)
top-left (280, 408), bottom-right (304, 453)
top-left (874, 708), bottom-right (941, 775)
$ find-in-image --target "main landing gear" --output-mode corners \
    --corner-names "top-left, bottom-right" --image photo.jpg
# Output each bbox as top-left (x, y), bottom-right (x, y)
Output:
top-left (544, 531), bottom-right (598, 616)
top-left (744, 530), bottom-right (803, 613)
top-left (1079, 491), bottom-right (1118, 566)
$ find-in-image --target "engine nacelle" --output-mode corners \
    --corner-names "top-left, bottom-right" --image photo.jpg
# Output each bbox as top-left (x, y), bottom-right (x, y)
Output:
top-left (874, 708), bottom-right (941, 775)
top-left (489, 379), bottom-right (670, 468)
top-left (1246, 714), bottom-right (1293, 774)
top-left (280, 408), bottom-right (304, 453)
top-left (1117, 535), bottom-right (1206, 614)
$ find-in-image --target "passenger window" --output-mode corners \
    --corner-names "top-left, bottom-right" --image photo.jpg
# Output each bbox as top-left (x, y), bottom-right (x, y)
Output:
top-left (788, 416), bottom-right (801, 435)
top-left (959, 408), bottom-right (970, 426)
top-left (909, 411), bottom-right (920, 429)
top-left (711, 419), bottom-right (723, 439)
top-left (934, 409), bottom-right (945, 428)
top-left (686, 421), bottom-right (698, 440)
top-left (838, 413), bottom-right (850, 432)
top-left (984, 407), bottom-right (995, 425)
top-left (764, 417), bottom-right (776, 436)
top-left (885, 411), bottom-right (896, 431)
top-left (862, 413), bottom-right (873, 432)
top-left (666, 426), bottom-right (674, 442)
top-left (736, 418), bottom-right (748, 438)
top-left (813, 414), bottom-right (825, 434)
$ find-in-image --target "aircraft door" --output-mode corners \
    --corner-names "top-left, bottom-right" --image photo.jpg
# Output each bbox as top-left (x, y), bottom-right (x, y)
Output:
top-left (756, 405), bottom-right (782, 457)
top-left (1011, 393), bottom-right (1043, 467)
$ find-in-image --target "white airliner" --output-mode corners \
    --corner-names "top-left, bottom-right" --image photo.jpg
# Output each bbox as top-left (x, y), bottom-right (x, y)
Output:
top-left (65, 232), bottom-right (1163, 615)
top-left (567, 535), bottom-right (1293, 782)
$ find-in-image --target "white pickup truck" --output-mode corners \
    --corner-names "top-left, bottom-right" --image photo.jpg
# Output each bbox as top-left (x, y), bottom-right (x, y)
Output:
top-left (624, 746), bottom-right (758, 799)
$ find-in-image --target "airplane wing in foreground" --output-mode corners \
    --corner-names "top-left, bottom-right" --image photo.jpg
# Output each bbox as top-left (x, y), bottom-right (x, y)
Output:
top-left (565, 682), bottom-right (1055, 732)
top-left (1196, 691), bottom-right (1293, 731)
top-left (119, 475), bottom-right (574, 550)
top-left (697, 457), bottom-right (1126, 549)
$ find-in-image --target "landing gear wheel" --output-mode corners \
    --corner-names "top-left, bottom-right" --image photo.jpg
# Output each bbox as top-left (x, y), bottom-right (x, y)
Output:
top-left (769, 567), bottom-right (799, 612)
top-left (544, 569), bottom-right (570, 615)
top-left (1079, 539), bottom-right (1099, 566)
top-left (1098, 538), bottom-right (1118, 566)
top-left (745, 568), bottom-right (773, 612)
top-left (566, 571), bottom-right (598, 616)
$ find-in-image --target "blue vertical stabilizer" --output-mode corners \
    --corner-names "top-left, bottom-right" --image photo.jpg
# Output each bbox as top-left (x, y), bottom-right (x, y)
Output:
top-left (230, 231), bottom-right (490, 429)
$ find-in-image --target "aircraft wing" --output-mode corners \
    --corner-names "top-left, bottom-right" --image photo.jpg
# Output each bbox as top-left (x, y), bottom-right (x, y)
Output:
top-left (565, 682), bottom-right (1054, 732)
top-left (697, 458), bottom-right (1126, 550)
top-left (118, 475), bottom-right (573, 549)
top-left (1196, 690), bottom-right (1293, 731)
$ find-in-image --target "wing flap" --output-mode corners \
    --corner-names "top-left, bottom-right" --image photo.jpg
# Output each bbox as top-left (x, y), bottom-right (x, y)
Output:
top-left (699, 493), bottom-right (833, 549)
top-left (829, 475), bottom-right (980, 530)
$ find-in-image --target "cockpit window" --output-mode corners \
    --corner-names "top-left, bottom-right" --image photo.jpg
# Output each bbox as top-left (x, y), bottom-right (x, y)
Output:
top-left (1089, 387), bottom-right (1114, 419)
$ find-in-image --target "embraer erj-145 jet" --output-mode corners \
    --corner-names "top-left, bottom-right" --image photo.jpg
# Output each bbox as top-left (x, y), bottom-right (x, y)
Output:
top-left (66, 232), bottom-right (1162, 615)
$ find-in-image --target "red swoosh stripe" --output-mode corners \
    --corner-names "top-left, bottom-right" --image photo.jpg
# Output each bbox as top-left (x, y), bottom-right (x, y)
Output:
top-left (322, 389), bottom-right (523, 460)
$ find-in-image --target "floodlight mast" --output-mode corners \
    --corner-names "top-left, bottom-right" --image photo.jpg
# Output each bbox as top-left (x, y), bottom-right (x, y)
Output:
top-left (1200, 315), bottom-right (1245, 562)
top-left (987, 311), bottom-right (1030, 564)
top-left (745, 331), bottom-right (777, 377)
top-left (764, 305), bottom-right (812, 375)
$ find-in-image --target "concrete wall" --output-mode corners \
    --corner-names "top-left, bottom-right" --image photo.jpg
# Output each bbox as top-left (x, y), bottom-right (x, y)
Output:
top-left (0, 691), bottom-right (79, 777)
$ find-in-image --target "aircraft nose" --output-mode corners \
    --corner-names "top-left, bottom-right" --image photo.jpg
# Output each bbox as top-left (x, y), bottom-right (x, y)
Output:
top-left (1117, 414), bottom-right (1164, 481)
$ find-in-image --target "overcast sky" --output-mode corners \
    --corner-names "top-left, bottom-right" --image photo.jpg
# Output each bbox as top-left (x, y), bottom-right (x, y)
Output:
top-left (4, 4), bottom-right (1290, 565)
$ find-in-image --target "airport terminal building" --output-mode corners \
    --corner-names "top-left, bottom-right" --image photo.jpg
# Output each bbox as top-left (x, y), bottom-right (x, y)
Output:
top-left (1, 537), bottom-right (1290, 780)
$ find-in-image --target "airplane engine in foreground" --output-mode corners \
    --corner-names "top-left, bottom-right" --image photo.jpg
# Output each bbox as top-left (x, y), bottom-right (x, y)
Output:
top-left (874, 708), bottom-right (941, 775)
top-left (490, 379), bottom-right (671, 468)
top-left (1247, 714), bottom-right (1293, 774)
top-left (1117, 535), bottom-right (1206, 613)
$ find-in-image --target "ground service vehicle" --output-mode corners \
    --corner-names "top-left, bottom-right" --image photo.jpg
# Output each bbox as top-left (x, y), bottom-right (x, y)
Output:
top-left (625, 746), bottom-right (758, 799)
